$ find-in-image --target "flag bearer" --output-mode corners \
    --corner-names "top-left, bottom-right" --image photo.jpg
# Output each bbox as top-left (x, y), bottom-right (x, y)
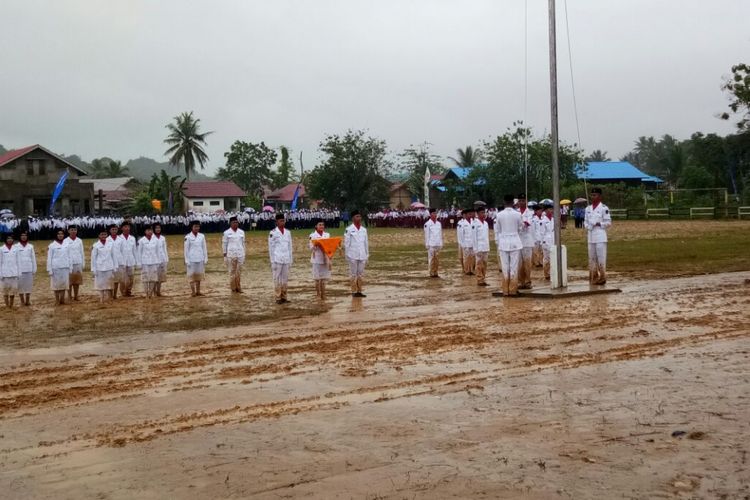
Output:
top-left (184, 220), bottom-right (208, 297)
top-left (308, 220), bottom-right (331, 300)
top-left (269, 213), bottom-right (293, 304)
top-left (16, 231), bottom-right (36, 306)
top-left (496, 194), bottom-right (524, 296)
top-left (64, 225), bottom-right (84, 301)
top-left (222, 216), bottom-right (246, 293)
top-left (344, 210), bottom-right (369, 297)
top-left (472, 207), bottom-right (490, 286)
top-left (424, 208), bottom-right (443, 278)
top-left (584, 187), bottom-right (612, 285)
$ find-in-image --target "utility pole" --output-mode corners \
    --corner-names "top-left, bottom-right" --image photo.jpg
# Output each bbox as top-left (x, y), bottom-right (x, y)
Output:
top-left (548, 0), bottom-right (563, 288)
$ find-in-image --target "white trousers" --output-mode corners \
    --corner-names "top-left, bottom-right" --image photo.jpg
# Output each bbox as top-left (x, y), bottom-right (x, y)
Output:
top-left (588, 242), bottom-right (607, 273)
top-left (499, 250), bottom-right (520, 279)
top-left (348, 258), bottom-right (366, 278)
top-left (272, 263), bottom-right (290, 286)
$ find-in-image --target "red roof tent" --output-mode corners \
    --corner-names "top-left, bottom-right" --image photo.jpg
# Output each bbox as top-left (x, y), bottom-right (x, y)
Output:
top-left (183, 181), bottom-right (245, 198)
top-left (0, 144), bottom-right (88, 174)
top-left (266, 183), bottom-right (305, 202)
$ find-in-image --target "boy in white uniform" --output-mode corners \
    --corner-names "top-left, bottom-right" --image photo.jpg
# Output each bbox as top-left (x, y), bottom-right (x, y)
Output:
top-left (495, 194), bottom-right (524, 296)
top-left (184, 220), bottom-right (208, 297)
top-left (541, 203), bottom-right (555, 281)
top-left (531, 204), bottom-right (544, 267)
top-left (457, 209), bottom-right (475, 275)
top-left (222, 216), bottom-right (246, 293)
top-left (1, 233), bottom-right (20, 308)
top-left (423, 208), bottom-right (443, 278)
top-left (584, 187), bottom-right (612, 285)
top-left (472, 207), bottom-right (490, 286)
top-left (269, 213), bottom-right (293, 304)
top-left (517, 194), bottom-right (535, 289)
top-left (153, 222), bottom-right (168, 296)
top-left (107, 224), bottom-right (122, 299)
top-left (15, 231), bottom-right (37, 306)
top-left (91, 229), bottom-right (117, 302)
top-left (118, 222), bottom-right (138, 297)
top-left (48, 229), bottom-right (72, 306)
top-left (64, 225), bottom-right (85, 301)
top-left (344, 210), bottom-right (369, 297)
top-left (308, 220), bottom-right (331, 300)
top-left (138, 225), bottom-right (163, 299)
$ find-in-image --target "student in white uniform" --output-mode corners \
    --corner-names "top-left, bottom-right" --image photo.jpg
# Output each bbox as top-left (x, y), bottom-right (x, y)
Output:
top-left (457, 208), bottom-right (475, 275)
top-left (495, 194), bottom-right (524, 296)
top-left (118, 222), bottom-right (138, 297)
top-left (1, 233), bottom-right (20, 308)
top-left (15, 231), bottom-right (37, 307)
top-left (63, 224), bottom-right (85, 301)
top-left (91, 229), bottom-right (117, 302)
top-left (472, 207), bottom-right (491, 286)
top-left (424, 208), bottom-right (443, 278)
top-left (584, 187), bottom-right (612, 285)
top-left (153, 222), bottom-right (168, 296)
top-left (517, 194), bottom-right (535, 289)
top-left (138, 225), bottom-right (163, 299)
top-left (222, 216), bottom-right (246, 293)
top-left (184, 220), bottom-right (208, 297)
top-left (269, 213), bottom-right (293, 304)
top-left (531, 204), bottom-right (544, 268)
top-left (541, 203), bottom-right (555, 281)
top-left (47, 229), bottom-right (72, 306)
top-left (107, 224), bottom-right (122, 299)
top-left (308, 220), bottom-right (331, 300)
top-left (344, 210), bottom-right (369, 297)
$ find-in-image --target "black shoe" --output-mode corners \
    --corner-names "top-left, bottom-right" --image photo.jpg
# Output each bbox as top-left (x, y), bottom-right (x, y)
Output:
top-left (354, 292), bottom-right (366, 297)
top-left (478, 282), bottom-right (489, 287)
top-left (276, 299), bottom-right (284, 304)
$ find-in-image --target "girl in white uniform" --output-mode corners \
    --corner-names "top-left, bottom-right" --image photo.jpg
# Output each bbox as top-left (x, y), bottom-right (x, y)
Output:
top-left (153, 223), bottom-right (168, 296)
top-left (15, 231), bottom-right (37, 306)
top-left (91, 229), bottom-right (117, 302)
top-left (308, 220), bottom-right (331, 300)
top-left (47, 229), bottom-right (72, 305)
top-left (138, 225), bottom-right (162, 299)
top-left (184, 221), bottom-right (208, 297)
top-left (1, 233), bottom-right (20, 308)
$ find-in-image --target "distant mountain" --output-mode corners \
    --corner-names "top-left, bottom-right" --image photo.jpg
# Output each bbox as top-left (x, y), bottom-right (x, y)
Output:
top-left (125, 157), bottom-right (212, 182)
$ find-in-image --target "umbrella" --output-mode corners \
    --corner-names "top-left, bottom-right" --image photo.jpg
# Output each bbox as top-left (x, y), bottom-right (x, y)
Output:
top-left (0, 213), bottom-right (15, 219)
top-left (560, 199), bottom-right (572, 205)
top-left (410, 202), bottom-right (426, 209)
top-left (473, 200), bottom-right (487, 207)
top-left (244, 207), bottom-right (256, 213)
top-left (574, 197), bottom-right (587, 204)
top-left (262, 205), bottom-right (274, 212)
top-left (540, 198), bottom-right (553, 206)
top-left (0, 208), bottom-right (11, 214)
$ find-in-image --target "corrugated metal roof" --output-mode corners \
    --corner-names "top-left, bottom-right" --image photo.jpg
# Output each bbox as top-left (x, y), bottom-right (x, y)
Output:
top-left (184, 181), bottom-right (245, 198)
top-left (576, 161), bottom-right (664, 183)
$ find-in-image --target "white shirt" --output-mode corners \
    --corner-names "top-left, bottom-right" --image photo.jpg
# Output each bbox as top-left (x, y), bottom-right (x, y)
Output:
top-left (542, 214), bottom-right (556, 247)
top-left (494, 208), bottom-right (524, 252)
top-left (138, 236), bottom-right (165, 266)
top-left (344, 224), bottom-right (369, 261)
top-left (456, 218), bottom-right (473, 249)
top-left (91, 240), bottom-right (117, 273)
top-left (154, 234), bottom-right (169, 265)
top-left (63, 236), bottom-right (85, 267)
top-left (15, 242), bottom-right (37, 274)
top-left (309, 230), bottom-right (331, 264)
top-left (472, 219), bottom-right (490, 252)
top-left (424, 218), bottom-right (443, 248)
top-left (0, 244), bottom-right (20, 278)
top-left (184, 232), bottom-right (208, 264)
top-left (584, 202), bottom-right (612, 244)
top-left (518, 207), bottom-right (535, 248)
top-left (532, 213), bottom-right (544, 244)
top-left (47, 241), bottom-right (71, 272)
top-left (268, 227), bottom-right (293, 264)
top-left (222, 227), bottom-right (246, 259)
top-left (118, 234), bottom-right (138, 267)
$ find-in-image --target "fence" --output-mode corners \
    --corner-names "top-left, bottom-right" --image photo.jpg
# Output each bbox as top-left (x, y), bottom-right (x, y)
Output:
top-left (646, 208), bottom-right (670, 218)
top-left (739, 206), bottom-right (750, 219)
top-left (609, 209), bottom-right (628, 219)
top-left (689, 207), bottom-right (715, 219)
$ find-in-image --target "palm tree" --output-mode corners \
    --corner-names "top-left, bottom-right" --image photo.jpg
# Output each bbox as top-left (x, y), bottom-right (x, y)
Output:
top-left (585, 150), bottom-right (610, 162)
top-left (163, 111), bottom-right (213, 180)
top-left (104, 160), bottom-right (129, 177)
top-left (89, 158), bottom-right (129, 178)
top-left (448, 146), bottom-right (482, 168)
top-left (148, 169), bottom-right (187, 213)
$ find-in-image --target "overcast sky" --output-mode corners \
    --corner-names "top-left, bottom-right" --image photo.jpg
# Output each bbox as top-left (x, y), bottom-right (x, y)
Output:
top-left (1, 0), bottom-right (748, 174)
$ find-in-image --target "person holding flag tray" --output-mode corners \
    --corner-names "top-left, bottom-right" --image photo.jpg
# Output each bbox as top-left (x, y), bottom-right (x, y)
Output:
top-left (308, 220), bottom-right (342, 300)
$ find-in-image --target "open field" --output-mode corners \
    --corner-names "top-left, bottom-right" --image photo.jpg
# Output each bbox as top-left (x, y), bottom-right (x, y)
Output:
top-left (1, 220), bottom-right (749, 498)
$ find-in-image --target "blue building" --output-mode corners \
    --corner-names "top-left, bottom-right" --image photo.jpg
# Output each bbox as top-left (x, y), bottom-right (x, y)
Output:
top-left (576, 161), bottom-right (664, 187)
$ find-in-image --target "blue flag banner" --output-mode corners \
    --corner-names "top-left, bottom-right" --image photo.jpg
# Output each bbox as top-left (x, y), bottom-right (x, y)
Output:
top-left (50, 171), bottom-right (69, 214)
top-left (290, 184), bottom-right (302, 211)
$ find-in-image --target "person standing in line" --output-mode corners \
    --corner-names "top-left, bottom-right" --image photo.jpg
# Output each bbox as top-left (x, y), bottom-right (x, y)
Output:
top-left (15, 231), bottom-right (37, 306)
top-left (472, 207), bottom-right (490, 286)
top-left (344, 210), bottom-right (369, 297)
top-left (574, 204), bottom-right (585, 229)
top-left (153, 222), bottom-right (168, 297)
top-left (308, 220), bottom-right (331, 300)
top-left (531, 203), bottom-right (544, 268)
top-left (47, 229), bottom-right (72, 306)
top-left (138, 225), bottom-right (162, 299)
top-left (222, 216), bottom-right (246, 293)
top-left (424, 208), bottom-right (443, 278)
top-left (269, 213), bottom-right (293, 304)
top-left (91, 229), bottom-right (117, 303)
top-left (63, 224), bottom-right (85, 301)
top-left (496, 194), bottom-right (524, 296)
top-left (584, 188), bottom-right (612, 285)
top-left (1, 233), bottom-right (20, 308)
top-left (517, 194), bottom-right (535, 289)
top-left (118, 222), bottom-right (138, 297)
top-left (541, 203), bottom-right (555, 281)
top-left (184, 220), bottom-right (208, 297)
top-left (456, 208), bottom-right (474, 275)
top-left (107, 224), bottom-right (122, 299)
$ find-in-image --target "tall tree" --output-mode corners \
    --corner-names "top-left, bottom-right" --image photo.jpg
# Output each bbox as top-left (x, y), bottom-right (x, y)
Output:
top-left (148, 169), bottom-right (186, 213)
top-left (163, 111), bottom-right (213, 180)
top-left (398, 142), bottom-right (444, 202)
top-left (89, 158), bottom-right (129, 178)
top-left (448, 146), bottom-right (482, 167)
top-left (273, 145), bottom-right (295, 188)
top-left (585, 150), bottom-right (610, 162)
top-left (306, 130), bottom-right (392, 212)
top-left (216, 141), bottom-right (277, 198)
top-left (720, 63), bottom-right (750, 131)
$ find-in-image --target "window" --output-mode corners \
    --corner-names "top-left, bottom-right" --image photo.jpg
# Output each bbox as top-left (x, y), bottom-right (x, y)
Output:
top-left (38, 161), bottom-right (46, 175)
top-left (193, 201), bottom-right (204, 206)
top-left (209, 200), bottom-right (220, 206)
top-left (26, 161), bottom-right (34, 176)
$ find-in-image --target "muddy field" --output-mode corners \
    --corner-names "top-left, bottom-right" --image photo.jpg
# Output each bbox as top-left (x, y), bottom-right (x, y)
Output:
top-left (1, 221), bottom-right (749, 498)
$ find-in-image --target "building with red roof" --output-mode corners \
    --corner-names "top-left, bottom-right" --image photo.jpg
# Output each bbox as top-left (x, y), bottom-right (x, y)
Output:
top-left (265, 183), bottom-right (306, 210)
top-left (183, 181), bottom-right (246, 213)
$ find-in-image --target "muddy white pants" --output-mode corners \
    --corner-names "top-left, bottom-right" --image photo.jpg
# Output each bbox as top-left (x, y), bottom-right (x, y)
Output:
top-left (518, 246), bottom-right (533, 287)
top-left (474, 251), bottom-right (488, 284)
top-left (272, 263), bottom-right (290, 299)
top-left (427, 246), bottom-right (441, 276)
top-left (500, 249), bottom-right (521, 295)
top-left (348, 258), bottom-right (366, 293)
top-left (588, 242), bottom-right (607, 284)
top-left (461, 247), bottom-right (475, 274)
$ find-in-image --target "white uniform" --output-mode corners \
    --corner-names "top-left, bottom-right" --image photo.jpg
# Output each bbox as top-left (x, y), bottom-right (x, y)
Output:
top-left (118, 234), bottom-right (138, 290)
top-left (268, 227), bottom-right (293, 300)
top-left (15, 242), bottom-right (37, 294)
top-left (63, 236), bottom-right (85, 285)
top-left (584, 202), bottom-right (612, 284)
top-left (138, 235), bottom-right (163, 284)
top-left (309, 230), bottom-right (331, 280)
top-left (223, 227), bottom-right (246, 290)
top-left (457, 217), bottom-right (475, 274)
top-left (1, 244), bottom-right (21, 295)
top-left (91, 239), bottom-right (117, 290)
top-left (518, 207), bottom-right (535, 288)
top-left (423, 218), bottom-right (443, 277)
top-left (344, 223), bottom-right (369, 293)
top-left (495, 207), bottom-right (524, 294)
top-left (472, 218), bottom-right (490, 284)
top-left (541, 213), bottom-right (555, 279)
top-left (107, 235), bottom-right (123, 283)
top-left (184, 231), bottom-right (208, 282)
top-left (47, 241), bottom-right (71, 291)
top-left (154, 234), bottom-right (169, 282)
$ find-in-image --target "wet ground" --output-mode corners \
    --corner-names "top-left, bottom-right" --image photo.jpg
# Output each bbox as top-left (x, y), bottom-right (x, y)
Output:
top-left (1, 223), bottom-right (749, 498)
